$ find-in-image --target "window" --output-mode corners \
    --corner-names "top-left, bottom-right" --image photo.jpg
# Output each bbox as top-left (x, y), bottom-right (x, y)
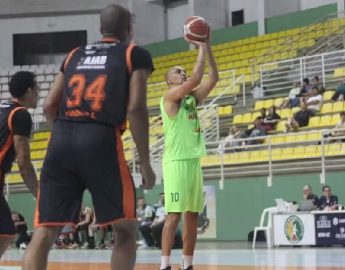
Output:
top-left (232, 9), bottom-right (244, 26)
top-left (13, 31), bottom-right (87, 65)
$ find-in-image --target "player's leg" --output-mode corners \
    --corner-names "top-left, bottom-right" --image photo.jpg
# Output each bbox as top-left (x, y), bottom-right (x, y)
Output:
top-left (0, 181), bottom-right (16, 258)
top-left (182, 159), bottom-right (204, 269)
top-left (22, 227), bottom-right (60, 270)
top-left (111, 220), bottom-right (137, 270)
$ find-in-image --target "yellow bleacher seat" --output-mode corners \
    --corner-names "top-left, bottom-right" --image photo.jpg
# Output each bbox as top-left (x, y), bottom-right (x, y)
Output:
top-left (238, 152), bottom-right (250, 163)
top-left (320, 115), bottom-right (332, 127)
top-left (293, 147), bottom-right (305, 159)
top-left (233, 114), bottom-right (243, 125)
top-left (254, 100), bottom-right (265, 110)
top-left (264, 99), bottom-right (274, 108)
top-left (242, 113), bottom-right (252, 123)
top-left (285, 135), bottom-right (296, 143)
top-left (271, 135), bottom-right (285, 144)
top-left (271, 148), bottom-right (282, 160)
top-left (333, 101), bottom-right (344, 113)
top-left (304, 145), bottom-right (318, 158)
top-left (251, 112), bottom-right (261, 122)
top-left (274, 98), bottom-right (284, 108)
top-left (307, 132), bottom-right (322, 142)
top-left (325, 143), bottom-right (342, 156)
top-left (281, 148), bottom-right (294, 160)
top-left (276, 121), bottom-right (286, 132)
top-left (321, 103), bottom-right (333, 114)
top-left (308, 116), bottom-right (320, 128)
top-left (295, 134), bottom-right (306, 142)
top-left (323, 91), bottom-right (334, 101)
top-left (6, 173), bottom-right (22, 184)
top-left (332, 114), bottom-right (341, 125)
top-left (334, 68), bottom-right (345, 78)
top-left (279, 108), bottom-right (291, 119)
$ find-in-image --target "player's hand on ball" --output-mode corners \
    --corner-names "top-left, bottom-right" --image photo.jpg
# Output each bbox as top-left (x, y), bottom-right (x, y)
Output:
top-left (140, 163), bottom-right (156, 190)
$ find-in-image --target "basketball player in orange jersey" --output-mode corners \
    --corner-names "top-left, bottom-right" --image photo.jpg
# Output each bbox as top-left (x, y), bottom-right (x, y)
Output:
top-left (0, 71), bottom-right (39, 259)
top-left (23, 4), bottom-right (155, 270)
top-left (159, 28), bottom-right (218, 269)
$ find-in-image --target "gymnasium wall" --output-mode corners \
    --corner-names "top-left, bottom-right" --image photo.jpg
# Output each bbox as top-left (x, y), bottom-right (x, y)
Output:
top-left (8, 171), bottom-right (345, 241)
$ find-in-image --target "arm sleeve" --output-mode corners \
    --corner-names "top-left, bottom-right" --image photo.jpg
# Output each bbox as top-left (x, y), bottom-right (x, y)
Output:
top-left (11, 109), bottom-right (32, 138)
top-left (131, 46), bottom-right (155, 73)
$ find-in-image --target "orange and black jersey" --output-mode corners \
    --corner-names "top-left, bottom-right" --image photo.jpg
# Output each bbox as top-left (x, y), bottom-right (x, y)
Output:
top-left (0, 101), bottom-right (32, 189)
top-left (58, 39), bottom-right (154, 127)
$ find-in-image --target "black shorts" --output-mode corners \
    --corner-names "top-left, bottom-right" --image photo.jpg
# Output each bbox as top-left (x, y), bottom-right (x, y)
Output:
top-left (0, 175), bottom-right (16, 236)
top-left (35, 120), bottom-right (136, 228)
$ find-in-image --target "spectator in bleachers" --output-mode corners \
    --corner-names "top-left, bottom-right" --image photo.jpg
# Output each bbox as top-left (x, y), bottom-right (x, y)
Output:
top-left (217, 126), bottom-right (246, 153)
top-left (285, 103), bottom-right (312, 132)
top-left (331, 79), bottom-right (345, 101)
top-left (245, 117), bottom-right (267, 145)
top-left (279, 81), bottom-right (301, 109)
top-left (302, 86), bottom-right (323, 115)
top-left (11, 211), bottom-right (30, 249)
top-left (262, 106), bottom-right (281, 131)
top-left (302, 184), bottom-right (319, 208)
top-left (319, 185), bottom-right (338, 211)
top-left (260, 108), bottom-right (267, 118)
top-left (76, 204), bottom-right (94, 249)
top-left (312, 76), bottom-right (325, 94)
top-left (137, 197), bottom-right (156, 248)
top-left (300, 78), bottom-right (312, 97)
top-left (324, 112), bottom-right (345, 142)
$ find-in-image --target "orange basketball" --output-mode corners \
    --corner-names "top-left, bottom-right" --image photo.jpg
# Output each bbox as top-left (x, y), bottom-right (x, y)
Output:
top-left (183, 16), bottom-right (209, 42)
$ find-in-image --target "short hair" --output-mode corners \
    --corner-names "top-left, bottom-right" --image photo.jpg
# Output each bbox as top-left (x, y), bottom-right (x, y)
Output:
top-left (340, 111), bottom-right (345, 117)
top-left (137, 196), bottom-right (144, 200)
top-left (303, 78), bottom-right (309, 84)
top-left (314, 76), bottom-right (319, 81)
top-left (312, 86), bottom-right (319, 91)
top-left (100, 4), bottom-right (132, 41)
top-left (322, 185), bottom-right (331, 192)
top-left (159, 192), bottom-right (164, 196)
top-left (9, 71), bottom-right (36, 98)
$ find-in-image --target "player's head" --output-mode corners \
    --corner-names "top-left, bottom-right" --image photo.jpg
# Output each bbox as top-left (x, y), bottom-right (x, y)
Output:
top-left (166, 66), bottom-right (187, 86)
top-left (9, 71), bottom-right (39, 109)
top-left (100, 4), bottom-right (133, 43)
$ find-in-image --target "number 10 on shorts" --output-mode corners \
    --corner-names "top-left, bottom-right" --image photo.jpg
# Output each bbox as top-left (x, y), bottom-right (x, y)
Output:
top-left (171, 192), bottom-right (180, 202)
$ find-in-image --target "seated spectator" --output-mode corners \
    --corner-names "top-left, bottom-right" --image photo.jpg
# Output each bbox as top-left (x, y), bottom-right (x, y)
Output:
top-left (319, 185), bottom-right (338, 211)
top-left (312, 76), bottom-right (325, 94)
top-left (245, 117), bottom-right (267, 145)
top-left (262, 106), bottom-right (281, 131)
top-left (331, 79), bottom-right (345, 101)
top-left (301, 86), bottom-right (323, 115)
top-left (323, 112), bottom-right (345, 142)
top-left (217, 126), bottom-right (246, 153)
top-left (299, 78), bottom-right (312, 97)
top-left (279, 81), bottom-right (301, 109)
top-left (137, 196), bottom-right (156, 248)
top-left (11, 211), bottom-right (30, 249)
top-left (150, 193), bottom-right (182, 249)
top-left (76, 204), bottom-right (94, 249)
top-left (260, 108), bottom-right (266, 118)
top-left (285, 103), bottom-right (313, 132)
top-left (302, 184), bottom-right (319, 208)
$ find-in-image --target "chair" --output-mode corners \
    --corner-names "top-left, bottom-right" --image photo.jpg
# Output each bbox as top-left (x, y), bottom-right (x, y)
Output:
top-left (252, 207), bottom-right (276, 248)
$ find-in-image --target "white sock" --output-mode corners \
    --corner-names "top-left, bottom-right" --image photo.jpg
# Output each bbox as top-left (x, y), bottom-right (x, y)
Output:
top-left (183, 255), bottom-right (193, 269)
top-left (160, 256), bottom-right (170, 269)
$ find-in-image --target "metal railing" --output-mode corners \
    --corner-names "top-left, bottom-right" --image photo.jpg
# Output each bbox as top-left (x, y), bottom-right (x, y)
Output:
top-left (203, 128), bottom-right (345, 189)
top-left (259, 49), bottom-right (345, 96)
top-left (251, 12), bottom-right (345, 85)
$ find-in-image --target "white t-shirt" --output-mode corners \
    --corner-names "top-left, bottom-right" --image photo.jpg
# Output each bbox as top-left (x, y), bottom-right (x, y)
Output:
top-left (306, 94), bottom-right (323, 111)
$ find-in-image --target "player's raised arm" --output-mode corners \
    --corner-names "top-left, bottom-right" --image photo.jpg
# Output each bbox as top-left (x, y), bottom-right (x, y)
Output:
top-left (164, 44), bottom-right (206, 103)
top-left (191, 40), bottom-right (219, 104)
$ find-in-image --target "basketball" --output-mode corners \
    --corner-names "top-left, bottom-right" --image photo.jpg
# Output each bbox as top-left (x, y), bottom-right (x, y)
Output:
top-left (183, 16), bottom-right (209, 42)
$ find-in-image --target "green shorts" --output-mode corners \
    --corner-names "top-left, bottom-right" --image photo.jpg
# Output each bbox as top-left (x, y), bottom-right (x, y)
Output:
top-left (163, 158), bottom-right (203, 213)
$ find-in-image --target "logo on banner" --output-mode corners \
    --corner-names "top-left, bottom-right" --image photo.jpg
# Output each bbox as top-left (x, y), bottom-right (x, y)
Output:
top-left (284, 215), bottom-right (304, 243)
top-left (317, 215), bottom-right (331, 229)
top-left (335, 227), bottom-right (345, 239)
top-left (333, 217), bottom-right (339, 226)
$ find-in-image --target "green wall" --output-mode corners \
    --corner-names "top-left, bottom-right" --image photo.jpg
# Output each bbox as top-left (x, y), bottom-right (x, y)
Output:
top-left (266, 3), bottom-right (337, 33)
top-left (9, 171), bottom-right (344, 241)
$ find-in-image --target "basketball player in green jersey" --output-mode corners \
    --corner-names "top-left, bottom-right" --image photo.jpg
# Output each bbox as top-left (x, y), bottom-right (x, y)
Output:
top-left (159, 33), bottom-right (218, 270)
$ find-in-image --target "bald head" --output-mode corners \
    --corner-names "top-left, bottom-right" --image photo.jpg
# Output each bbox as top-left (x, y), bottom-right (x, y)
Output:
top-left (100, 4), bottom-right (132, 42)
top-left (166, 66), bottom-right (187, 86)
